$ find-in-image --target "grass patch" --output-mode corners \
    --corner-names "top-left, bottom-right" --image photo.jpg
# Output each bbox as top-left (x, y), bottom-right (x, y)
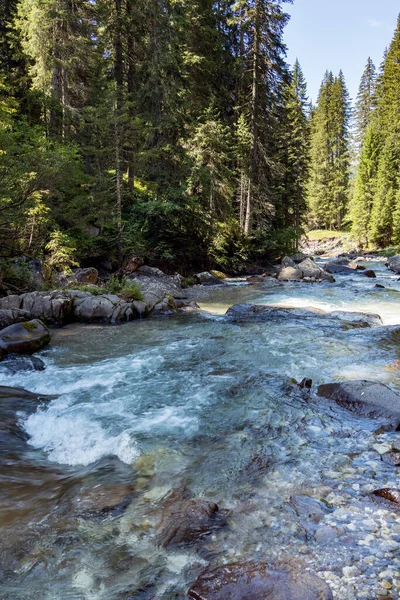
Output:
top-left (306, 230), bottom-right (348, 241)
top-left (68, 284), bottom-right (103, 295)
top-left (375, 246), bottom-right (400, 258)
top-left (118, 282), bottom-right (144, 302)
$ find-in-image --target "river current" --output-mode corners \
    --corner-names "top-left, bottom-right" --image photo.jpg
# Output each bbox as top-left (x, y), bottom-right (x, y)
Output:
top-left (1, 258), bottom-right (400, 599)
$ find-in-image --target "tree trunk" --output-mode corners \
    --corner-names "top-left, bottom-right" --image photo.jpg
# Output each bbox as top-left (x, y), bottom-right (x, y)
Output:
top-left (114, 0), bottom-right (124, 266)
top-left (244, 0), bottom-right (260, 236)
top-left (126, 0), bottom-right (135, 193)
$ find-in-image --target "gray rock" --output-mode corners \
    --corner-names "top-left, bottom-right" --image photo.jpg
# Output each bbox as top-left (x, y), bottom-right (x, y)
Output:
top-left (188, 562), bottom-right (333, 600)
top-left (281, 256), bottom-right (297, 268)
top-left (0, 319), bottom-right (51, 356)
top-left (289, 253), bottom-right (310, 263)
top-left (297, 258), bottom-right (335, 282)
top-left (317, 381), bottom-right (400, 428)
top-left (0, 308), bottom-right (32, 329)
top-left (19, 291), bottom-right (73, 325)
top-left (278, 266), bottom-right (303, 281)
top-left (0, 295), bottom-right (22, 310)
top-left (225, 305), bottom-right (380, 329)
top-left (328, 310), bottom-right (382, 328)
top-left (0, 354), bottom-right (45, 374)
top-left (195, 272), bottom-right (223, 285)
top-left (386, 255), bottom-right (400, 274)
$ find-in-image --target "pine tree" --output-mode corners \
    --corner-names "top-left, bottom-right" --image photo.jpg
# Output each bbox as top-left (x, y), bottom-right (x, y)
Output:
top-left (308, 70), bottom-right (350, 229)
top-left (354, 58), bottom-right (377, 151)
top-left (369, 15), bottom-right (400, 246)
top-left (232, 0), bottom-right (291, 236)
top-left (350, 124), bottom-right (382, 247)
top-left (278, 59), bottom-right (310, 241)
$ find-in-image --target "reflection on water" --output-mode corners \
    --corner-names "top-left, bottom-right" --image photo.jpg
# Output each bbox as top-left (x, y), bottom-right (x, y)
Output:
top-left (0, 258), bottom-right (400, 598)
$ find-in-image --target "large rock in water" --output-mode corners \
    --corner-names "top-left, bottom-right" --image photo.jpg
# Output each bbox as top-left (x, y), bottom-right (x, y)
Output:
top-left (0, 319), bottom-right (50, 356)
top-left (225, 304), bottom-right (382, 329)
top-left (188, 562), bottom-right (333, 600)
top-left (297, 258), bottom-right (335, 282)
top-left (317, 381), bottom-right (400, 428)
top-left (386, 255), bottom-right (400, 274)
top-left (0, 353), bottom-right (45, 374)
top-left (278, 266), bottom-right (303, 281)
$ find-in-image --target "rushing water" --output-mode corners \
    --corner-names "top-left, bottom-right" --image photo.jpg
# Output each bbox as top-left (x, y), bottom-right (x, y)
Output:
top-left (1, 259), bottom-right (400, 599)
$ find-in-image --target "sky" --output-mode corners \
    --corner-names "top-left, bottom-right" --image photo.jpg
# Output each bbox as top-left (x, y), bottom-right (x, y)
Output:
top-left (284, 0), bottom-right (400, 104)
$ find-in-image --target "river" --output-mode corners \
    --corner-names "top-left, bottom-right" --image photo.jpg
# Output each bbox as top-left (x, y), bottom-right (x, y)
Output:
top-left (1, 258), bottom-right (400, 599)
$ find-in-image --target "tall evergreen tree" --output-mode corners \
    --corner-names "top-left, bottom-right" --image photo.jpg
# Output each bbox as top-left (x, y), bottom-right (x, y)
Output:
top-left (354, 57), bottom-right (377, 150)
top-left (308, 70), bottom-right (350, 229)
top-left (277, 59), bottom-right (310, 240)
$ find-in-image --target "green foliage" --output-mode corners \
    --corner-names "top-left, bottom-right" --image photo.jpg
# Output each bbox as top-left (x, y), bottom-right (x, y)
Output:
top-left (0, 257), bottom-right (34, 290)
top-left (308, 70), bottom-right (351, 230)
top-left (103, 275), bottom-right (143, 301)
top-left (44, 230), bottom-right (79, 280)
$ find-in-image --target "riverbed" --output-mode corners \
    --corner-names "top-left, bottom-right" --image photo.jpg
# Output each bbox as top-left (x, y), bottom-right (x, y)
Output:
top-left (1, 259), bottom-right (400, 599)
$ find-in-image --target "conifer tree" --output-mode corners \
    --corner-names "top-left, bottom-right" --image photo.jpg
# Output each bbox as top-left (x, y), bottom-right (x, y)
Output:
top-left (354, 58), bottom-right (377, 150)
top-left (277, 59), bottom-right (310, 240)
top-left (308, 70), bottom-right (350, 229)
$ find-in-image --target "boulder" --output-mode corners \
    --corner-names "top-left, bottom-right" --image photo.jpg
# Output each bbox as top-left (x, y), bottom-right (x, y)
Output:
top-left (0, 354), bottom-right (45, 374)
top-left (72, 267), bottom-right (99, 285)
top-left (386, 255), bottom-right (400, 274)
top-left (281, 256), bottom-right (296, 268)
top-left (328, 310), bottom-right (382, 328)
top-left (363, 269), bottom-right (376, 278)
top-left (325, 263), bottom-right (355, 275)
top-left (157, 490), bottom-right (226, 548)
top-left (297, 258), bottom-right (335, 282)
top-left (0, 319), bottom-right (51, 356)
top-left (73, 295), bottom-right (128, 323)
top-left (19, 291), bottom-right (73, 325)
top-left (0, 308), bottom-right (32, 329)
top-left (188, 562), bottom-right (333, 600)
top-left (278, 267), bottom-right (303, 282)
top-left (130, 266), bottom-right (184, 311)
top-left (246, 275), bottom-right (265, 283)
top-left (317, 381), bottom-right (400, 428)
top-left (225, 305), bottom-right (381, 329)
top-left (289, 253), bottom-right (309, 263)
top-left (195, 272), bottom-right (223, 286)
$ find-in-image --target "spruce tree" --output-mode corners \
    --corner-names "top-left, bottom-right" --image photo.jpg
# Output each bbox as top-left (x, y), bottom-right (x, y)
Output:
top-left (308, 70), bottom-right (350, 229)
top-left (277, 59), bottom-right (310, 240)
top-left (354, 57), bottom-right (377, 151)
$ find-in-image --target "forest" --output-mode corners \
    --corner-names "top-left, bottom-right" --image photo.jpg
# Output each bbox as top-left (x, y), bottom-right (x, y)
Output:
top-left (1, 0), bottom-right (400, 277)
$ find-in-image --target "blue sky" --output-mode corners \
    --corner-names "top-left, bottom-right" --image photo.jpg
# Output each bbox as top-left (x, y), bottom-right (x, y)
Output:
top-left (284, 0), bottom-right (400, 104)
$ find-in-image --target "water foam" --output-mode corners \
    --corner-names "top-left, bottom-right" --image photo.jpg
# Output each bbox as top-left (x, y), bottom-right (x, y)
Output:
top-left (24, 410), bottom-right (139, 466)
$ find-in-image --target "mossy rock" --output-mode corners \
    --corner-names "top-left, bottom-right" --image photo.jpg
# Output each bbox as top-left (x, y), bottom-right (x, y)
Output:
top-left (0, 319), bottom-right (51, 356)
top-left (210, 270), bottom-right (227, 279)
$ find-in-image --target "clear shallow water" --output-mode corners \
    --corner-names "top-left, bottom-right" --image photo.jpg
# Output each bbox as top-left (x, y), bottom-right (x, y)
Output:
top-left (0, 259), bottom-right (400, 599)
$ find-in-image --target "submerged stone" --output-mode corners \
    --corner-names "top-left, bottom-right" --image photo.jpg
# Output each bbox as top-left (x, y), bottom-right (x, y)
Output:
top-left (372, 489), bottom-right (400, 507)
top-left (157, 489), bottom-right (227, 547)
top-left (188, 562), bottom-right (333, 600)
top-left (0, 353), bottom-right (45, 374)
top-left (317, 381), bottom-right (400, 428)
